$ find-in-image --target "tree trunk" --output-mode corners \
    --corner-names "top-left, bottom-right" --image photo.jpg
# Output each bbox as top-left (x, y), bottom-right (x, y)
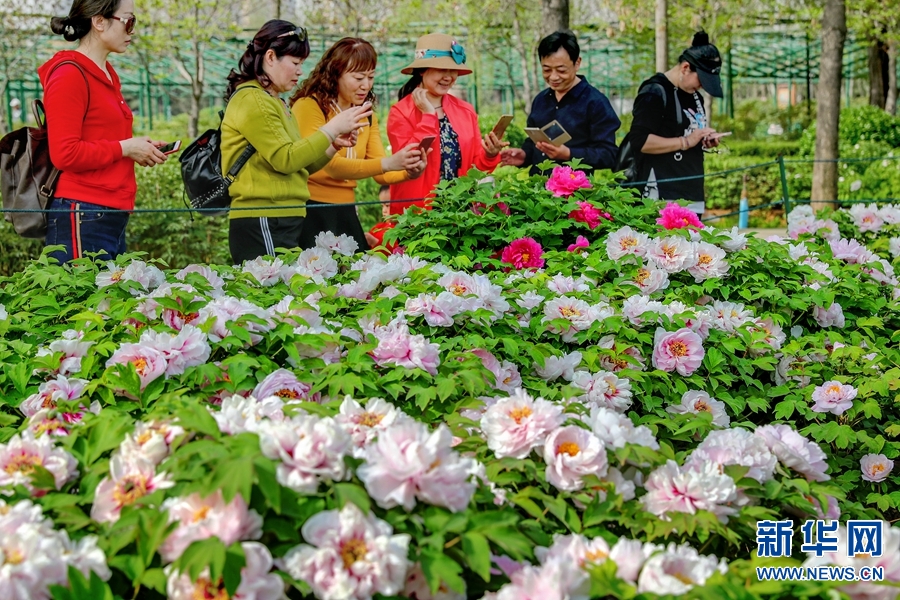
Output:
top-left (811, 0), bottom-right (846, 208)
top-left (189, 42), bottom-right (204, 139)
top-left (655, 0), bottom-right (668, 73)
top-left (887, 40), bottom-right (898, 115)
top-left (512, 12), bottom-right (535, 114)
top-left (541, 0), bottom-right (568, 36)
top-left (868, 40), bottom-right (886, 109)
top-left (275, 0), bottom-right (281, 19)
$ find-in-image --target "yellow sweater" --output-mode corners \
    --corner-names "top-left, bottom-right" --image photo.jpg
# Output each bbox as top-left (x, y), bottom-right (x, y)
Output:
top-left (221, 82), bottom-right (331, 219)
top-left (292, 97), bottom-right (408, 204)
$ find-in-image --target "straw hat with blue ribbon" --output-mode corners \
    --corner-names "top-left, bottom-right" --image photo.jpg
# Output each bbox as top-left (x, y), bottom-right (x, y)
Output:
top-left (401, 33), bottom-right (471, 75)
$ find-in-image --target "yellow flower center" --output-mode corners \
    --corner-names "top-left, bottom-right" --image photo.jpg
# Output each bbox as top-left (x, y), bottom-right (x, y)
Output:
top-left (620, 237), bottom-right (638, 249)
top-left (136, 431), bottom-right (153, 445)
top-left (673, 572), bottom-right (695, 585)
top-left (698, 254), bottom-right (712, 265)
top-left (449, 284), bottom-right (468, 296)
top-left (33, 419), bottom-right (65, 436)
top-left (275, 389), bottom-right (300, 399)
top-left (520, 252), bottom-right (530, 262)
top-left (191, 578), bottom-right (229, 600)
top-left (560, 306), bottom-right (581, 318)
top-left (4, 548), bottom-right (25, 565)
top-left (635, 268), bottom-right (650, 284)
top-left (41, 395), bottom-right (56, 409)
top-left (341, 539), bottom-right (368, 569)
top-left (557, 441), bottom-right (581, 456)
top-left (694, 400), bottom-right (712, 413)
top-left (583, 548), bottom-right (608, 563)
top-left (870, 463), bottom-right (885, 475)
top-left (661, 244), bottom-right (676, 258)
top-left (826, 384), bottom-right (841, 394)
top-left (358, 412), bottom-right (384, 427)
top-left (669, 341), bottom-right (688, 357)
top-left (113, 475), bottom-right (149, 507)
top-left (110, 269), bottom-right (125, 282)
top-left (132, 358), bottom-right (149, 376)
top-left (192, 506), bottom-right (211, 522)
top-left (508, 406), bottom-right (533, 424)
top-left (4, 452), bottom-right (41, 475)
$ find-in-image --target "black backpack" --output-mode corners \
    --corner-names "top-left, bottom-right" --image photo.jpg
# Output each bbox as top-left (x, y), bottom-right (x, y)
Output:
top-left (615, 82), bottom-right (682, 183)
top-left (180, 88), bottom-right (256, 217)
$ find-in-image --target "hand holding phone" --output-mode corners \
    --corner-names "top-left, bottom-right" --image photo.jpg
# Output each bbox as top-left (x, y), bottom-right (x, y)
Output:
top-left (492, 114), bottom-right (514, 139)
top-left (158, 140), bottom-right (182, 155)
top-left (707, 132), bottom-right (732, 140)
top-left (418, 135), bottom-right (436, 153)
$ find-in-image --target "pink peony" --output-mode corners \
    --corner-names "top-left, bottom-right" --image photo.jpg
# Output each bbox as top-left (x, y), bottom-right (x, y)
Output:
top-left (20, 375), bottom-right (89, 418)
top-left (810, 380), bottom-right (857, 415)
top-left (641, 460), bottom-right (739, 523)
top-left (405, 292), bottom-right (465, 327)
top-left (630, 266), bottom-right (670, 295)
top-left (501, 237), bottom-right (545, 270)
top-left (471, 349), bottom-right (522, 394)
top-left (138, 325), bottom-right (211, 377)
top-left (543, 426), bottom-right (608, 492)
top-left (35, 329), bottom-right (94, 376)
top-left (106, 342), bottom-right (168, 392)
top-left (281, 502), bottom-right (410, 600)
top-left (666, 390), bottom-right (730, 427)
top-left (567, 235), bottom-right (590, 252)
top-left (656, 202), bottom-right (704, 229)
top-left (335, 397), bottom-right (409, 457)
top-left (646, 236), bottom-right (697, 273)
top-left (252, 368), bottom-right (312, 403)
top-left (606, 226), bottom-right (650, 261)
top-left (491, 554), bottom-right (589, 600)
top-left (91, 455), bottom-right (174, 523)
top-left (118, 420), bottom-right (184, 466)
top-left (258, 416), bottom-right (351, 494)
top-left (0, 431), bottom-right (78, 495)
top-left (159, 490), bottom-right (263, 563)
top-left (480, 389), bottom-right (564, 459)
top-left (371, 323), bottom-right (441, 376)
top-left (755, 424), bottom-right (830, 482)
top-left (813, 303), bottom-right (845, 328)
top-left (357, 421), bottom-right (479, 512)
top-left (545, 166), bottom-right (592, 197)
top-left (637, 543), bottom-right (727, 596)
top-left (860, 453), bottom-right (894, 483)
top-left (569, 201), bottom-right (610, 229)
top-left (651, 327), bottom-right (705, 376)
top-left (686, 428), bottom-right (777, 483)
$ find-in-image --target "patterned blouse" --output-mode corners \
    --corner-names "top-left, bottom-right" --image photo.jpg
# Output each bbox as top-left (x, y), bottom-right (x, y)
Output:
top-left (439, 115), bottom-right (462, 181)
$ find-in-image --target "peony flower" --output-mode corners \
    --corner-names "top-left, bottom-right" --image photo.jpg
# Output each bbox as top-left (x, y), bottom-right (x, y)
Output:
top-left (175, 263), bottom-right (226, 292)
top-left (641, 460), bottom-right (739, 523)
top-left (289, 247), bottom-right (339, 283)
top-left (472, 349), bottom-right (522, 394)
top-left (651, 327), bottom-right (705, 376)
top-left (405, 292), bottom-right (465, 327)
top-left (567, 235), bottom-right (590, 252)
top-left (242, 256), bottom-right (288, 286)
top-left (166, 541), bottom-right (283, 600)
top-left (608, 539), bottom-right (660, 583)
top-left (159, 489), bottom-right (263, 563)
top-left (258, 416), bottom-right (351, 494)
top-left (546, 166), bottom-right (592, 197)
top-left (357, 421), bottom-right (479, 512)
top-left (371, 323), bottom-right (441, 376)
top-left (656, 202), bottom-right (704, 229)
top-left (252, 368), bottom-right (312, 403)
top-left (810, 380), bottom-right (857, 415)
top-left (481, 389), bottom-right (564, 459)
top-left (501, 237), bottom-right (545, 270)
top-left (0, 431), bottom-right (78, 494)
top-left (315, 231), bottom-right (359, 256)
top-left (91, 455), bottom-right (174, 523)
top-left (335, 397), bottom-right (409, 457)
top-left (606, 226), bottom-right (650, 261)
top-left (687, 242), bottom-right (729, 282)
top-left (646, 236), bottom-right (697, 273)
top-left (860, 453), bottom-right (894, 483)
top-left (889, 237), bottom-right (900, 259)
top-left (95, 260), bottom-right (165, 292)
top-left (637, 543), bottom-right (727, 595)
top-left (755, 424), bottom-right (830, 481)
top-left (139, 325), bottom-right (211, 377)
top-left (118, 420), bottom-right (184, 466)
top-left (281, 502), bottom-right (410, 600)
top-left (543, 426), bottom-right (608, 492)
top-left (719, 226), bottom-right (747, 252)
top-left (622, 295), bottom-right (664, 327)
top-left (569, 370), bottom-right (633, 412)
top-left (686, 428), bottom-right (777, 483)
top-left (547, 274), bottom-right (590, 295)
top-left (666, 390), bottom-right (730, 427)
top-left (583, 406), bottom-right (658, 451)
top-left (813, 303), bottom-right (845, 328)
top-left (848, 203), bottom-right (884, 232)
top-left (211, 394), bottom-right (286, 435)
top-left (569, 201), bottom-right (609, 229)
top-left (534, 351), bottom-right (582, 381)
top-left (19, 375), bottom-right (89, 418)
top-left (542, 297), bottom-right (603, 342)
top-left (491, 556), bottom-right (589, 600)
top-left (0, 303), bottom-right (6, 321)
top-left (705, 300), bottom-right (754, 333)
top-left (106, 343), bottom-right (168, 392)
top-left (629, 265), bottom-right (670, 295)
top-left (597, 336), bottom-right (646, 372)
top-left (198, 296), bottom-right (272, 344)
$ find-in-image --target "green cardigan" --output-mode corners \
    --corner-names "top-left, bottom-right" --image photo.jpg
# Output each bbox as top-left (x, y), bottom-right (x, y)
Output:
top-left (221, 81), bottom-right (331, 219)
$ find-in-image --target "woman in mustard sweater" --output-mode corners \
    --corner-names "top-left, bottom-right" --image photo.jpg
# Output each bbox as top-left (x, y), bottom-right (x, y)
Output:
top-left (289, 38), bottom-right (426, 251)
top-left (221, 21), bottom-right (372, 264)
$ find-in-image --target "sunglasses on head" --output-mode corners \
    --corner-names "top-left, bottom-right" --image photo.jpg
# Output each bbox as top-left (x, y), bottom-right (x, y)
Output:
top-left (276, 26), bottom-right (307, 42)
top-left (110, 14), bottom-right (136, 34)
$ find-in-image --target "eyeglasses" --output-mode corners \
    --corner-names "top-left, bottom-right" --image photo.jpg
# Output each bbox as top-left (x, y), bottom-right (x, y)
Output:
top-left (276, 26), bottom-right (307, 42)
top-left (109, 15), bottom-right (136, 34)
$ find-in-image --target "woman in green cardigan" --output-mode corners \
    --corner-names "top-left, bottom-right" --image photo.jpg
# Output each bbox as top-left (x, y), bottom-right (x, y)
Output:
top-left (221, 20), bottom-right (371, 264)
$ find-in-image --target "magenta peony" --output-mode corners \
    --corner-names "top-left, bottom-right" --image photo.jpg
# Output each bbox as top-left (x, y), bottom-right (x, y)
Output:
top-left (569, 201), bottom-right (610, 229)
top-left (651, 327), bottom-right (705, 376)
top-left (656, 202), bottom-right (704, 229)
top-left (501, 238), bottom-right (545, 270)
top-left (567, 235), bottom-right (590, 252)
top-left (545, 166), bottom-right (592, 197)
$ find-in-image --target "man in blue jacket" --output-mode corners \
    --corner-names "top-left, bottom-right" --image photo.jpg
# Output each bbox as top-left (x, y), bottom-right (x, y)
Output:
top-left (501, 30), bottom-right (620, 173)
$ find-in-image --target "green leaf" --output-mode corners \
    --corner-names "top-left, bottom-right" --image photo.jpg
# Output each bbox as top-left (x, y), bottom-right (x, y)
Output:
top-left (462, 532), bottom-right (492, 581)
top-left (420, 548), bottom-right (466, 595)
top-left (176, 403), bottom-right (221, 439)
top-left (223, 543), bottom-right (247, 596)
top-left (334, 483), bottom-right (372, 514)
top-left (174, 537), bottom-right (227, 582)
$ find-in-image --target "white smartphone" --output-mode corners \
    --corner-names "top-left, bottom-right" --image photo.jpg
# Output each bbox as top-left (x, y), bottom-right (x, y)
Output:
top-left (159, 140), bottom-right (182, 155)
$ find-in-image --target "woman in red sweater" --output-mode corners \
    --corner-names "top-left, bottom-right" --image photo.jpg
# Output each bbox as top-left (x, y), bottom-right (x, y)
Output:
top-left (40, 0), bottom-right (168, 264)
top-left (386, 34), bottom-right (506, 215)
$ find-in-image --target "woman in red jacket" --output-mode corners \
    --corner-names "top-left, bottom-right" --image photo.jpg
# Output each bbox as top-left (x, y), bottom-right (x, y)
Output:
top-left (386, 34), bottom-right (506, 215)
top-left (41, 0), bottom-right (168, 264)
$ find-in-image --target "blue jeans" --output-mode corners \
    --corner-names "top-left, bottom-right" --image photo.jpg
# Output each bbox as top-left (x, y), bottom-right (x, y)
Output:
top-left (45, 198), bottom-right (130, 263)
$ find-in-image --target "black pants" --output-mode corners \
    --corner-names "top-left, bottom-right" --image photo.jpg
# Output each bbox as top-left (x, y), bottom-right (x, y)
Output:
top-left (229, 216), bottom-right (305, 264)
top-left (297, 200), bottom-right (368, 252)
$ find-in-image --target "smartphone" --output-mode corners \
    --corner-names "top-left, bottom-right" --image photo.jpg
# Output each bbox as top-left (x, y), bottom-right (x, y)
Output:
top-left (524, 127), bottom-right (551, 144)
top-left (491, 114), bottom-right (514, 138)
top-left (541, 120), bottom-right (571, 145)
top-left (159, 140), bottom-right (182, 155)
top-left (708, 132), bottom-right (733, 140)
top-left (418, 135), bottom-right (436, 153)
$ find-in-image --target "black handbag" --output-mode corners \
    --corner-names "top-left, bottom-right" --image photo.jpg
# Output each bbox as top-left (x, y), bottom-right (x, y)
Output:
top-left (0, 61), bottom-right (89, 238)
top-left (615, 82), bottom-right (675, 184)
top-left (180, 89), bottom-right (256, 217)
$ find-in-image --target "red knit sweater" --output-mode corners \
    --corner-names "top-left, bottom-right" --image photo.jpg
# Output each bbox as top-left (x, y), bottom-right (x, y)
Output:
top-left (38, 51), bottom-right (135, 210)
